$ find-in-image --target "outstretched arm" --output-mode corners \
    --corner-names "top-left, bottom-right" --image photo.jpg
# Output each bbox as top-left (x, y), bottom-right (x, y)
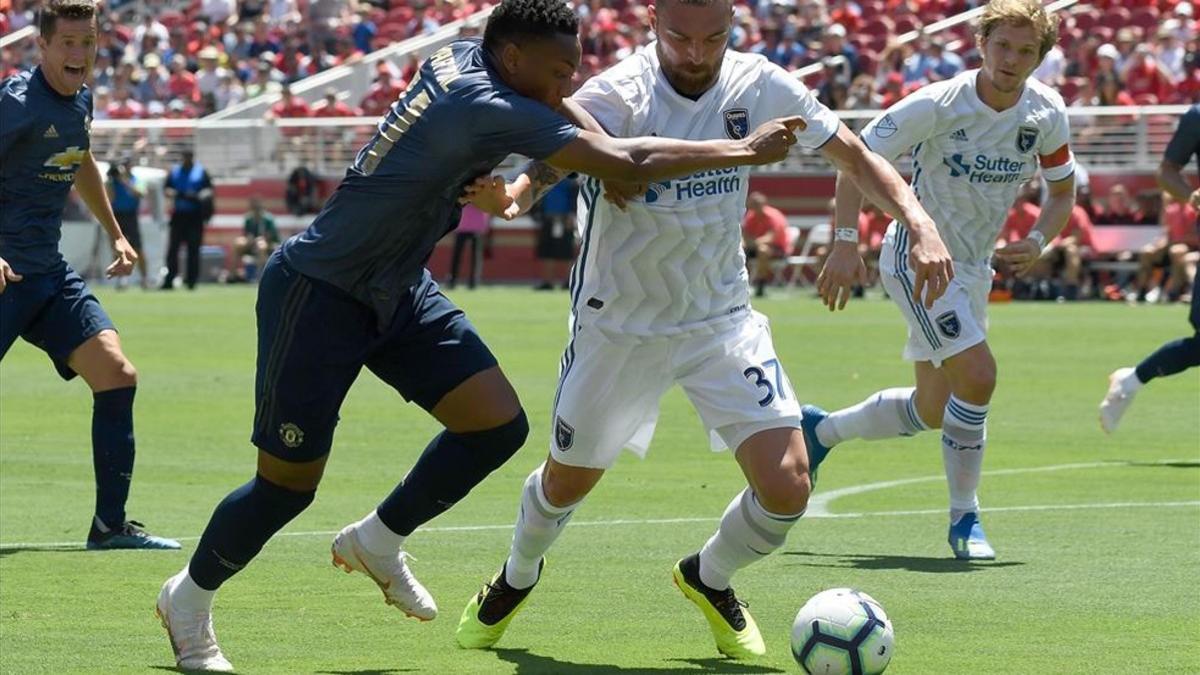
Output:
top-left (819, 124), bottom-right (953, 310)
top-left (76, 152), bottom-right (137, 278)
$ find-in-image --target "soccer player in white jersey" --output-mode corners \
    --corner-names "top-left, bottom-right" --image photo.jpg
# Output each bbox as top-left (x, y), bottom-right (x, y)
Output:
top-left (454, 0), bottom-right (953, 659)
top-left (804, 0), bottom-right (1076, 561)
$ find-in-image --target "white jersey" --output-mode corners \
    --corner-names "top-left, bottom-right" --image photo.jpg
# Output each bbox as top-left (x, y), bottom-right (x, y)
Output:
top-left (569, 46), bottom-right (840, 340)
top-left (861, 69), bottom-right (1075, 264)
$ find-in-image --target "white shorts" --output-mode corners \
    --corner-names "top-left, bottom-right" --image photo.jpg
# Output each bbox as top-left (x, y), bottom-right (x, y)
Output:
top-left (550, 312), bottom-right (803, 470)
top-left (879, 234), bottom-right (991, 367)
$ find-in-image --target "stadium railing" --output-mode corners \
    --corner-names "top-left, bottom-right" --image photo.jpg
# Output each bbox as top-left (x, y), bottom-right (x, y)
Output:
top-left (89, 105), bottom-right (1189, 179)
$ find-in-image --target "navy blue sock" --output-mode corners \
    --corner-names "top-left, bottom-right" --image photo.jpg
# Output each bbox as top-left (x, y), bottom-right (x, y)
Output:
top-left (377, 411), bottom-right (528, 536)
top-left (188, 474), bottom-right (315, 590)
top-left (1134, 333), bottom-right (1200, 384)
top-left (91, 387), bottom-right (136, 531)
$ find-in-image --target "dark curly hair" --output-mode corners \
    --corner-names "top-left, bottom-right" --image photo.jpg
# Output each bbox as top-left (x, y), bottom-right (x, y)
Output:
top-left (483, 0), bottom-right (579, 52)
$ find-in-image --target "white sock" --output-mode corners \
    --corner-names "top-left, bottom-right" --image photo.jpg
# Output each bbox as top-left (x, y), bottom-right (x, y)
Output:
top-left (698, 489), bottom-right (803, 591)
top-left (942, 395), bottom-right (988, 521)
top-left (172, 569), bottom-right (216, 612)
top-left (816, 387), bottom-right (929, 447)
top-left (354, 510), bottom-right (407, 556)
top-left (505, 464), bottom-right (577, 590)
top-left (1119, 367), bottom-right (1144, 395)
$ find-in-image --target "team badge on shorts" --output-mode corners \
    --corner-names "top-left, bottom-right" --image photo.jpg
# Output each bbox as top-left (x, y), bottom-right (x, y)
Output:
top-left (936, 311), bottom-right (962, 339)
top-left (723, 108), bottom-right (749, 140)
top-left (555, 416), bottom-right (575, 451)
top-left (1016, 126), bottom-right (1039, 154)
top-left (279, 422), bottom-right (305, 448)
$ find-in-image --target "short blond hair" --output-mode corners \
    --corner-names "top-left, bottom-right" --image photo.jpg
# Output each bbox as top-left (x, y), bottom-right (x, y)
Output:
top-left (976, 0), bottom-right (1059, 59)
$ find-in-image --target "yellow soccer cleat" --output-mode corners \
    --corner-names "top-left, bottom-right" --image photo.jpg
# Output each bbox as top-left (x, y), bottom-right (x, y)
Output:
top-left (672, 554), bottom-right (766, 660)
top-left (456, 561), bottom-right (543, 649)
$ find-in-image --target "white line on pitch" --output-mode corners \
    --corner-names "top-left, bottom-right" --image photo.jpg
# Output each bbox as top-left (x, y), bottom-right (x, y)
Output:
top-left (1, 501), bottom-right (1196, 551)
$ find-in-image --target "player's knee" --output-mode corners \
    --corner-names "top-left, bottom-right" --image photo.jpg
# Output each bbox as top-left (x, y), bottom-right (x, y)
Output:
top-left (960, 362), bottom-right (996, 401)
top-left (465, 409), bottom-right (529, 474)
top-left (756, 459), bottom-right (811, 515)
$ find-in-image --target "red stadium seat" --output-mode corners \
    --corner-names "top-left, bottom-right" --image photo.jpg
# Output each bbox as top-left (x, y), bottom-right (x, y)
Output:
top-left (857, 49), bottom-right (880, 76)
top-left (861, 17), bottom-right (895, 38)
top-left (1072, 8), bottom-right (1100, 32)
top-left (893, 16), bottom-right (922, 34)
top-left (1130, 7), bottom-right (1160, 31)
top-left (1060, 77), bottom-right (1085, 104)
top-left (1098, 7), bottom-right (1131, 31)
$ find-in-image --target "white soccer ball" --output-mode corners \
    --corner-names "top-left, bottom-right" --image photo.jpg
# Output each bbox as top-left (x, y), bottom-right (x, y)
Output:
top-left (791, 588), bottom-right (894, 675)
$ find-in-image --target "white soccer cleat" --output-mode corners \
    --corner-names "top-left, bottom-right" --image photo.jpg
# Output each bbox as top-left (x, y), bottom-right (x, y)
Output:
top-left (331, 523), bottom-right (437, 621)
top-left (1099, 367), bottom-right (1138, 434)
top-left (156, 573), bottom-right (234, 673)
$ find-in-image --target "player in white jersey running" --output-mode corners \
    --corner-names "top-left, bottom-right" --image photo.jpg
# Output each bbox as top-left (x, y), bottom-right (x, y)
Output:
top-left (804, 0), bottom-right (1077, 561)
top-left (455, 0), bottom-right (953, 659)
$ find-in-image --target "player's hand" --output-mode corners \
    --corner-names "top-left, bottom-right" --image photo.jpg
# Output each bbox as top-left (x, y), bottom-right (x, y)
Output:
top-left (907, 222), bottom-right (954, 309)
top-left (993, 237), bottom-right (1042, 278)
top-left (817, 241), bottom-right (868, 312)
top-left (745, 116), bottom-right (806, 165)
top-left (602, 179), bottom-right (646, 210)
top-left (1189, 188), bottom-right (1200, 210)
top-left (0, 256), bottom-right (23, 295)
top-left (106, 237), bottom-right (137, 278)
top-left (459, 175), bottom-right (519, 220)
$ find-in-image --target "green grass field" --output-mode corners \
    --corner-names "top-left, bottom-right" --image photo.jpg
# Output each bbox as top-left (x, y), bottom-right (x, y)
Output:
top-left (1, 287), bottom-right (1197, 674)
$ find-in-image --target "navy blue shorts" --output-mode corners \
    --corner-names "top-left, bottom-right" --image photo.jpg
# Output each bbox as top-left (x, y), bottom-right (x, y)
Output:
top-left (251, 252), bottom-right (499, 461)
top-left (0, 266), bottom-right (116, 380)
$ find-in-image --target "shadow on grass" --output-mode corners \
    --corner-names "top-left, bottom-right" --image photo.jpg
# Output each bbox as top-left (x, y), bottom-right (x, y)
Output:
top-left (781, 550), bottom-right (1024, 573)
top-left (0, 544), bottom-right (92, 558)
top-left (491, 648), bottom-right (786, 674)
top-left (1122, 460), bottom-right (1200, 469)
top-left (150, 666), bottom-right (416, 674)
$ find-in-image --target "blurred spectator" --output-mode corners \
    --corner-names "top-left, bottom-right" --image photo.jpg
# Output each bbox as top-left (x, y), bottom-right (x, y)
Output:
top-left (1000, 182), bottom-right (1041, 244)
top-left (245, 59), bottom-right (283, 99)
top-left (1135, 193), bottom-right (1199, 303)
top-left (352, 8), bottom-right (377, 53)
top-left (133, 14), bottom-right (170, 59)
top-left (105, 155), bottom-right (151, 289)
top-left (819, 23), bottom-right (859, 78)
top-left (448, 205), bottom-right (491, 290)
top-left (1036, 191), bottom-right (1095, 301)
top-left (285, 165), bottom-right (320, 215)
top-left (107, 85), bottom-right (145, 119)
top-left (1033, 42), bottom-right (1065, 87)
top-left (535, 177), bottom-right (578, 291)
top-left (1093, 185), bottom-right (1142, 226)
top-left (857, 202), bottom-right (890, 288)
top-left (196, 46), bottom-right (230, 98)
top-left (1155, 21), bottom-right (1187, 81)
top-left (1122, 46), bottom-right (1176, 105)
top-left (269, 82), bottom-right (312, 118)
top-left (136, 54), bottom-right (171, 104)
top-left (167, 54), bottom-right (199, 103)
top-left (313, 86), bottom-right (358, 116)
top-left (201, 0), bottom-right (239, 26)
top-left (359, 64), bottom-right (405, 118)
top-left (407, 2), bottom-right (442, 37)
top-left (926, 38), bottom-right (965, 82)
top-left (742, 191), bottom-right (790, 299)
top-left (162, 150), bottom-right (214, 291)
top-left (233, 196), bottom-right (280, 281)
top-left (845, 74), bottom-right (883, 110)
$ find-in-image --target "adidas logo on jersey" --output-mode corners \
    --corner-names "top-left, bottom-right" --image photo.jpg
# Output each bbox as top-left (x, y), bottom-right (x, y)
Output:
top-left (44, 125), bottom-right (59, 139)
top-left (950, 129), bottom-right (968, 142)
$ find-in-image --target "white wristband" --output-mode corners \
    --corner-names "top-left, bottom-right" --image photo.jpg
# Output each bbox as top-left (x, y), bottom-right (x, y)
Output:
top-left (1026, 230), bottom-right (1046, 251)
top-left (834, 227), bottom-right (859, 243)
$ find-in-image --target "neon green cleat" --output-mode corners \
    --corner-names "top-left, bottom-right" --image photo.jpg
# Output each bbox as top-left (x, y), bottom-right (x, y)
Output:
top-left (456, 561), bottom-right (543, 649)
top-left (672, 554), bottom-right (766, 660)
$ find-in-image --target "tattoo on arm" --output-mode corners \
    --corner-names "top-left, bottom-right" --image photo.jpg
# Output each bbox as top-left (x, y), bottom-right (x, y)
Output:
top-left (528, 160), bottom-right (568, 202)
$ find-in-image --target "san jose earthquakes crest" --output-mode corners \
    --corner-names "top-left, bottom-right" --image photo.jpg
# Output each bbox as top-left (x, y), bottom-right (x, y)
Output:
top-left (555, 416), bottom-right (575, 451)
top-left (723, 108), bottom-right (749, 140)
top-left (1016, 126), bottom-right (1038, 154)
top-left (936, 311), bottom-right (961, 339)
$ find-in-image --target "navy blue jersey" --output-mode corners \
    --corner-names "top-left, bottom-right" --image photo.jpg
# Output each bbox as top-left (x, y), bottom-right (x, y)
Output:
top-left (0, 68), bottom-right (93, 275)
top-left (1164, 104), bottom-right (1200, 176)
top-left (282, 38), bottom-right (580, 324)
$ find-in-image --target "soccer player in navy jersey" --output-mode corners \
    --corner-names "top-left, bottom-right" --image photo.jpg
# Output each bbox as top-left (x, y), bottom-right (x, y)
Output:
top-left (0, 0), bottom-right (179, 552)
top-left (154, 0), bottom-right (806, 669)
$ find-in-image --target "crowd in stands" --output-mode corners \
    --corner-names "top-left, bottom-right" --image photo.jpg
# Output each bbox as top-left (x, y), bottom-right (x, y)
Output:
top-left (5, 0), bottom-right (1198, 124)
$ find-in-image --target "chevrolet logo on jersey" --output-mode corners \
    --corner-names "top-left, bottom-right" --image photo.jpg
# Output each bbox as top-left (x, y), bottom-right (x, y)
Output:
top-left (43, 146), bottom-right (86, 171)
